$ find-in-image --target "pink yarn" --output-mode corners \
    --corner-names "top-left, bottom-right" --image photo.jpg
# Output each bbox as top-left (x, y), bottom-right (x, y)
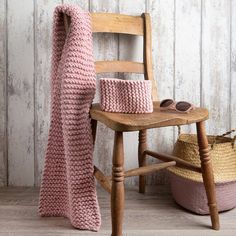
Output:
top-left (38, 5), bottom-right (101, 231)
top-left (100, 78), bottom-right (153, 113)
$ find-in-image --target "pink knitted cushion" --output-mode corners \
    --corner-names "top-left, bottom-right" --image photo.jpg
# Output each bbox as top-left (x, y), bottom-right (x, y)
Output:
top-left (100, 78), bottom-right (153, 113)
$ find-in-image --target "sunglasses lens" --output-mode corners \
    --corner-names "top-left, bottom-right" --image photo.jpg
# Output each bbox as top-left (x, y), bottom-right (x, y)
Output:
top-left (176, 102), bottom-right (191, 111)
top-left (160, 99), bottom-right (173, 108)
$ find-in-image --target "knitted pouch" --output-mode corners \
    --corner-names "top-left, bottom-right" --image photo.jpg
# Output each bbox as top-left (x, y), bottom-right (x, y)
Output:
top-left (100, 78), bottom-right (153, 113)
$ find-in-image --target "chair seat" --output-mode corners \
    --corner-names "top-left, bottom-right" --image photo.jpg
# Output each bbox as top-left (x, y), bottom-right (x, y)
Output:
top-left (90, 101), bottom-right (209, 132)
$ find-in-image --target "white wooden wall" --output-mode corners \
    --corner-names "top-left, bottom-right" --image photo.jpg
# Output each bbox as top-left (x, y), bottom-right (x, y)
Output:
top-left (0, 0), bottom-right (235, 186)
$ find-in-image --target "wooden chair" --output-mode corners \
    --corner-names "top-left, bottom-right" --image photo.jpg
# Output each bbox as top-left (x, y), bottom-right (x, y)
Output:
top-left (63, 13), bottom-right (220, 236)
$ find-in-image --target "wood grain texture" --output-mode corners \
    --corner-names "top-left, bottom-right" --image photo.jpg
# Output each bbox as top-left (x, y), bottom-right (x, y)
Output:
top-left (92, 13), bottom-right (144, 35)
top-left (92, 119), bottom-right (112, 194)
top-left (118, 0), bottom-right (145, 187)
top-left (148, 0), bottom-right (175, 185)
top-left (7, 0), bottom-right (35, 186)
top-left (143, 13), bottom-right (158, 101)
top-left (111, 131), bottom-right (125, 236)
top-left (34, 0), bottom-right (61, 187)
top-left (94, 166), bottom-right (111, 194)
top-left (144, 150), bottom-right (202, 173)
top-left (90, 0), bottom-right (118, 180)
top-left (0, 0), bottom-right (235, 187)
top-left (202, 0), bottom-right (231, 134)
top-left (1, 187), bottom-right (236, 235)
top-left (63, 0), bottom-right (88, 9)
top-left (125, 161), bottom-right (176, 178)
top-left (118, 0), bottom-right (145, 81)
top-left (175, 0), bottom-right (201, 135)
top-left (196, 121), bottom-right (220, 230)
top-left (231, 0), bottom-right (236, 131)
top-left (90, 102), bottom-right (209, 131)
top-left (138, 130), bottom-right (147, 193)
top-left (95, 61), bottom-right (144, 74)
top-left (0, 0), bottom-right (7, 186)
top-left (175, 0), bottom-right (201, 105)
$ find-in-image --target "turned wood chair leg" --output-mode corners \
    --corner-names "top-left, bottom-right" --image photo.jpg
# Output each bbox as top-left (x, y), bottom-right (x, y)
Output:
top-left (91, 119), bottom-right (97, 144)
top-left (196, 121), bottom-right (220, 230)
top-left (111, 131), bottom-right (125, 236)
top-left (138, 129), bottom-right (147, 193)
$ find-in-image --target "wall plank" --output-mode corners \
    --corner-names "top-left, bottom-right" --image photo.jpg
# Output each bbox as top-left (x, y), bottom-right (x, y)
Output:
top-left (148, 0), bottom-right (175, 184)
top-left (202, 0), bottom-right (231, 134)
top-left (63, 0), bottom-right (88, 9)
top-left (175, 0), bottom-right (201, 104)
top-left (35, 0), bottom-right (90, 187)
top-left (90, 0), bottom-right (119, 177)
top-left (7, 0), bottom-right (35, 186)
top-left (0, 0), bottom-right (7, 186)
top-left (231, 0), bottom-right (236, 131)
top-left (34, 0), bottom-right (62, 186)
top-left (0, 0), bottom-right (234, 186)
top-left (175, 0), bottom-right (201, 135)
top-left (118, 0), bottom-right (144, 71)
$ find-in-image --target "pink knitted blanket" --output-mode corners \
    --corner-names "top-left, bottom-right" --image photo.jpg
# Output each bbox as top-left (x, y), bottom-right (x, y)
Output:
top-left (39, 5), bottom-right (101, 231)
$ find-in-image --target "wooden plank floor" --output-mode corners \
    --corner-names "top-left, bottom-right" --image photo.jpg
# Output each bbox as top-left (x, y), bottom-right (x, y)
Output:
top-left (0, 186), bottom-right (235, 236)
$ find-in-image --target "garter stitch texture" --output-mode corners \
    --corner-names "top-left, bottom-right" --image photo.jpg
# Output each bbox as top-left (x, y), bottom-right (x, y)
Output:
top-left (100, 78), bottom-right (153, 113)
top-left (38, 5), bottom-right (101, 231)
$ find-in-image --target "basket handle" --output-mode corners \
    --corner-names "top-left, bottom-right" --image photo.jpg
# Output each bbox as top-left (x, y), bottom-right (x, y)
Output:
top-left (219, 129), bottom-right (236, 137)
top-left (213, 129), bottom-right (236, 149)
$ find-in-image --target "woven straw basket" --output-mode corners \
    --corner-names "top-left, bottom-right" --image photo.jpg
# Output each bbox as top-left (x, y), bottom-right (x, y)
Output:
top-left (168, 130), bottom-right (236, 214)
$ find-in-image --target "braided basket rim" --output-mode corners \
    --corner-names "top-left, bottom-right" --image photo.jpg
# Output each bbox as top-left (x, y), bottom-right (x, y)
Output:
top-left (177, 134), bottom-right (233, 147)
top-left (168, 133), bottom-right (236, 183)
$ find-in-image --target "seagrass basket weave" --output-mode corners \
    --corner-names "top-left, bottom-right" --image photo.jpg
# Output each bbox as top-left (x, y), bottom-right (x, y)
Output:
top-left (168, 130), bottom-right (236, 214)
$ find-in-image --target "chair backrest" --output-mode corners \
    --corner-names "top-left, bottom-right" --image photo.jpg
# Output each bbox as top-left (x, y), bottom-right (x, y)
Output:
top-left (63, 12), bottom-right (158, 101)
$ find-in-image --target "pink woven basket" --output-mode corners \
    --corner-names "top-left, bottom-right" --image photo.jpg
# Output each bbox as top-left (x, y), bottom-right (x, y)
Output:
top-left (168, 132), bottom-right (236, 214)
top-left (169, 172), bottom-right (236, 214)
top-left (99, 78), bottom-right (153, 114)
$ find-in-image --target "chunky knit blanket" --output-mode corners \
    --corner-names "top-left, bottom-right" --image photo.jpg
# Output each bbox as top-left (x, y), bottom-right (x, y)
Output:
top-left (39, 5), bottom-right (101, 231)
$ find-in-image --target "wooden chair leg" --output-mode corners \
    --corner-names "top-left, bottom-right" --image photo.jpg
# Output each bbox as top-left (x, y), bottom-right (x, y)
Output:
top-left (111, 131), bottom-right (125, 236)
top-left (196, 122), bottom-right (220, 230)
top-left (138, 129), bottom-right (147, 193)
top-left (91, 119), bottom-right (97, 144)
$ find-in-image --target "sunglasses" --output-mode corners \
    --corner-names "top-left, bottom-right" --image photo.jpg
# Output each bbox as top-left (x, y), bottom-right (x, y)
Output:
top-left (160, 99), bottom-right (195, 113)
